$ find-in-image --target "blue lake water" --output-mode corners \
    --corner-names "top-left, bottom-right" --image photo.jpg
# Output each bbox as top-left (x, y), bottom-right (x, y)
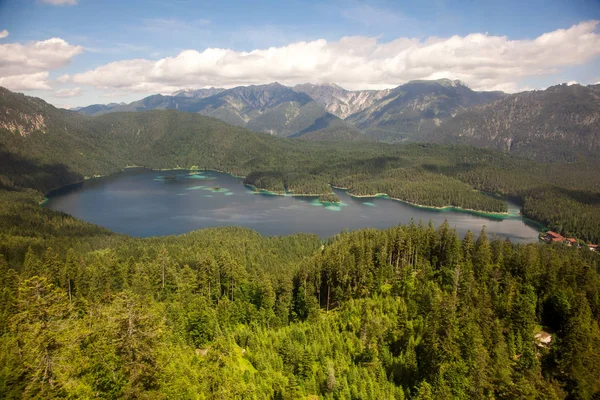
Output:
top-left (44, 168), bottom-right (543, 242)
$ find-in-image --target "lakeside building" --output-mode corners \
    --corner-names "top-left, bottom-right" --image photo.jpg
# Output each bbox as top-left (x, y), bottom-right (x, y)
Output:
top-left (542, 231), bottom-right (565, 243)
top-left (541, 232), bottom-right (598, 251)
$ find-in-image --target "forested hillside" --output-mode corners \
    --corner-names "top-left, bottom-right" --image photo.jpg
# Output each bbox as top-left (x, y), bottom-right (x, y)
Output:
top-left (71, 80), bottom-right (600, 165)
top-left (428, 83), bottom-right (600, 162)
top-left (0, 191), bottom-right (599, 398)
top-left (2, 87), bottom-right (600, 241)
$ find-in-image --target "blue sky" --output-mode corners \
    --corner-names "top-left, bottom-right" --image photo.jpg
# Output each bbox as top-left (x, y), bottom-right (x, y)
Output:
top-left (0, 0), bottom-right (599, 107)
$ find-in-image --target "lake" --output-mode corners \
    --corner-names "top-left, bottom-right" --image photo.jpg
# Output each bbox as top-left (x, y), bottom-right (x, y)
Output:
top-left (44, 168), bottom-right (543, 242)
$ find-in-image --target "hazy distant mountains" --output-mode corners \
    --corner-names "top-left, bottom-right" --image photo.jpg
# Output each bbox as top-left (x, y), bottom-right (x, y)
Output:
top-left (76, 83), bottom-right (364, 140)
top-left (344, 79), bottom-right (505, 142)
top-left (171, 87), bottom-right (225, 99)
top-left (75, 102), bottom-right (125, 115)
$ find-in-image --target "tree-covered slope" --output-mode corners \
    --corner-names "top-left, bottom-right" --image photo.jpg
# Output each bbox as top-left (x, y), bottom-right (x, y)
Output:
top-left (0, 191), bottom-right (599, 399)
top-left (75, 102), bottom-right (123, 116)
top-left (428, 83), bottom-right (600, 162)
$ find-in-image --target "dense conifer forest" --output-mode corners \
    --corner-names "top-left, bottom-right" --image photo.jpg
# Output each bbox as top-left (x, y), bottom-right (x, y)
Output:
top-left (1, 191), bottom-right (599, 398)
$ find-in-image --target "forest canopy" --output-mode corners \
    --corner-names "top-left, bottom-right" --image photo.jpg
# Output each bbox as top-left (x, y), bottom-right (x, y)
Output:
top-left (0, 191), bottom-right (599, 398)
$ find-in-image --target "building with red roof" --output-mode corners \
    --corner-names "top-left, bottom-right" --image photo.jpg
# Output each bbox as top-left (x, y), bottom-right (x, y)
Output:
top-left (542, 231), bottom-right (565, 243)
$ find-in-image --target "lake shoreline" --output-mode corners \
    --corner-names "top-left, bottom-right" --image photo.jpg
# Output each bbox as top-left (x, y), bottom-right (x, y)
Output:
top-left (330, 185), bottom-right (511, 217)
top-left (244, 183), bottom-right (510, 216)
top-left (42, 166), bottom-right (531, 225)
top-left (243, 183), bottom-right (325, 198)
top-left (41, 168), bottom-right (543, 242)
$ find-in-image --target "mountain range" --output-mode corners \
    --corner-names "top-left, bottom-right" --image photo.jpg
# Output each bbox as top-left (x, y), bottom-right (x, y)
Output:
top-left (345, 79), bottom-right (505, 142)
top-left (77, 83), bottom-right (364, 141)
top-left (76, 79), bottom-right (506, 142)
top-left (51, 79), bottom-right (600, 162)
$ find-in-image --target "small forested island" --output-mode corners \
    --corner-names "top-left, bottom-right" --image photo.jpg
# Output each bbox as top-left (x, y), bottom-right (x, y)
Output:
top-left (318, 192), bottom-right (340, 203)
top-left (212, 186), bottom-right (222, 191)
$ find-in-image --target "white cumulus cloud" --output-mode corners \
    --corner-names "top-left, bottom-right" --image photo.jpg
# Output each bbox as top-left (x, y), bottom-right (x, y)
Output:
top-left (54, 87), bottom-right (82, 97)
top-left (0, 72), bottom-right (52, 90)
top-left (0, 30), bottom-right (8, 39)
top-left (56, 74), bottom-right (71, 83)
top-left (71, 21), bottom-right (600, 94)
top-left (0, 38), bottom-right (82, 91)
top-left (0, 38), bottom-right (83, 77)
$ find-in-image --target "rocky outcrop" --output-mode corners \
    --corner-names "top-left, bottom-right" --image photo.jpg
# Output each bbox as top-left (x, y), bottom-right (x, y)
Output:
top-left (293, 83), bottom-right (391, 119)
top-left (0, 109), bottom-right (46, 136)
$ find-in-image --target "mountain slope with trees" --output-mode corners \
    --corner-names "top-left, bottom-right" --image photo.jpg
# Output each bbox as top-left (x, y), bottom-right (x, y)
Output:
top-left (73, 81), bottom-right (600, 165)
top-left (427, 83), bottom-right (600, 162)
top-left (1, 85), bottom-right (600, 399)
top-left (345, 79), bottom-right (505, 142)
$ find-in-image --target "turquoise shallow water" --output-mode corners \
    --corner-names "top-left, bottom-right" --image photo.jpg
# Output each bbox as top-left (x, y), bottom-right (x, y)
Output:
top-left (44, 168), bottom-right (542, 242)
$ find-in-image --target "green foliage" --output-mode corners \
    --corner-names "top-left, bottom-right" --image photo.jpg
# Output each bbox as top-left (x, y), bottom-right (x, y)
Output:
top-left (318, 193), bottom-right (340, 203)
top-left (1, 194), bottom-right (599, 399)
top-left (430, 83), bottom-right (600, 162)
top-left (2, 86), bottom-right (600, 398)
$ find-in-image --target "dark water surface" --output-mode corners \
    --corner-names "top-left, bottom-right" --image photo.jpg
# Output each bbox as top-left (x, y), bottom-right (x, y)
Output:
top-left (44, 168), bottom-right (543, 242)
